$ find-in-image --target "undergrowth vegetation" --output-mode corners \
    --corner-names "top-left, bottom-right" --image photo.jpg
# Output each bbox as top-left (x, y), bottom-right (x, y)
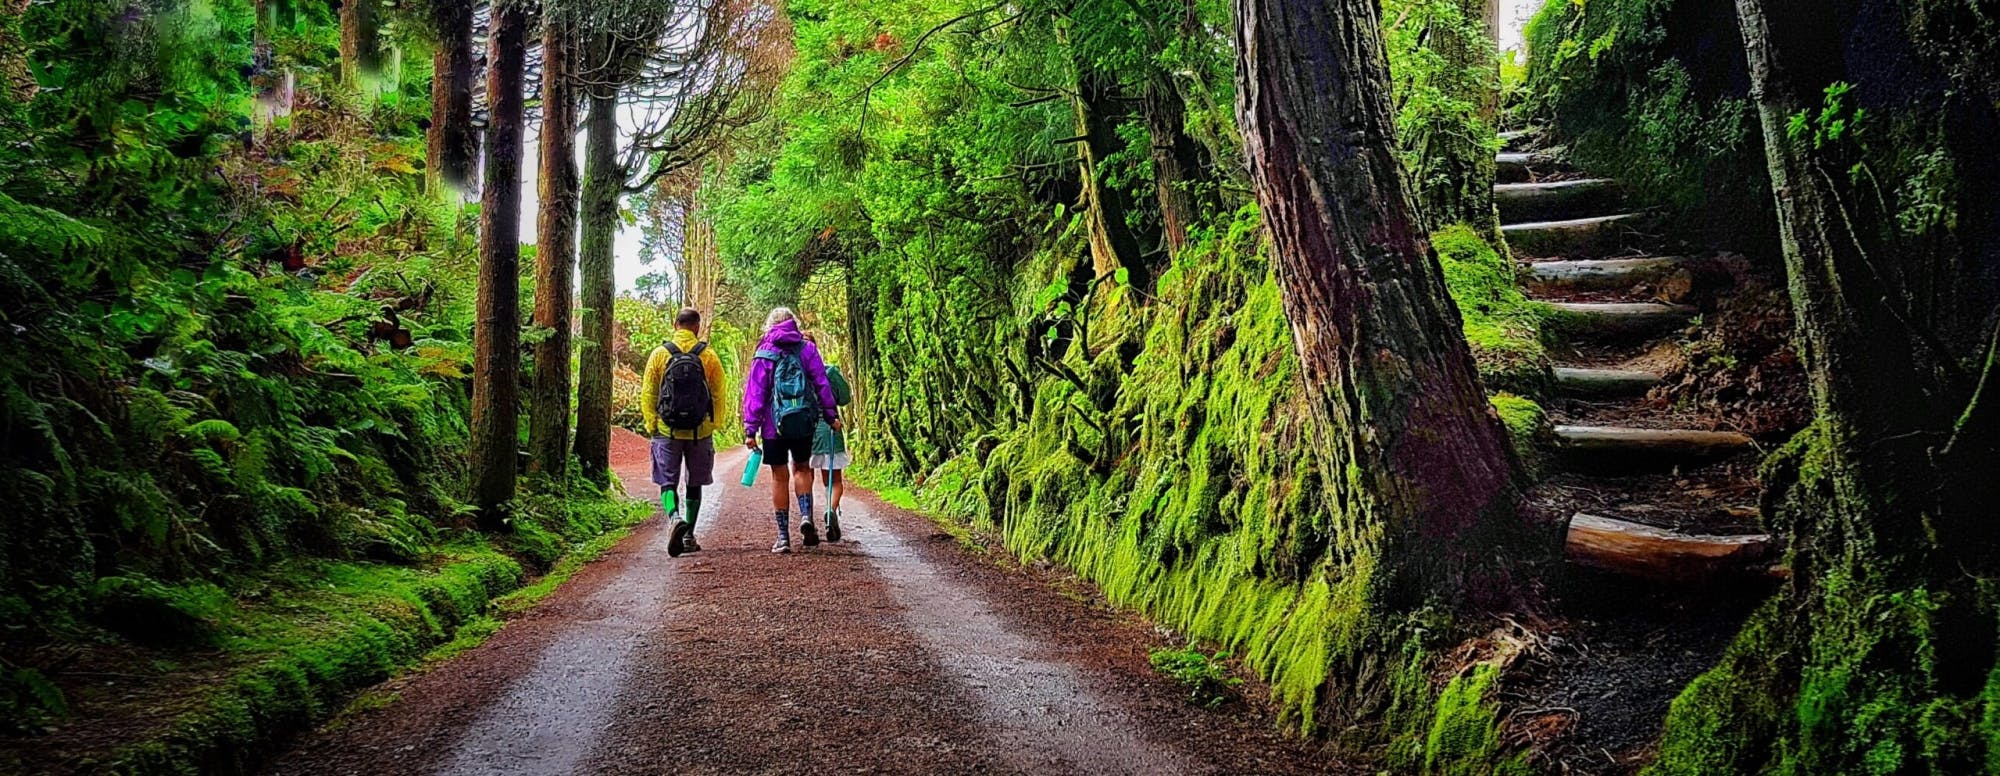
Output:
top-left (0, 0), bottom-right (641, 742)
top-left (1521, 0), bottom-right (1774, 253)
top-left (707, 0), bottom-right (1549, 764)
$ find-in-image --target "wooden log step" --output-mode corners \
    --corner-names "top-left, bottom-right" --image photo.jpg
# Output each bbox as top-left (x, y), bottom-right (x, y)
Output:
top-left (1566, 512), bottom-right (1779, 582)
top-left (1497, 151), bottom-right (1558, 183)
top-left (1502, 213), bottom-right (1640, 258)
top-left (1498, 129), bottom-right (1534, 152)
top-left (1547, 301), bottom-right (1695, 341)
top-left (1552, 425), bottom-right (1753, 472)
top-left (1554, 366), bottom-right (1661, 398)
top-left (1525, 256), bottom-right (1686, 293)
top-left (1495, 178), bottom-right (1621, 223)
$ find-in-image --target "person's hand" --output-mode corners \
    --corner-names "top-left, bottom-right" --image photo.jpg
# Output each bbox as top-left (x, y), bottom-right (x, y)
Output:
top-left (829, 419), bottom-right (844, 432)
top-left (745, 437), bottom-right (760, 452)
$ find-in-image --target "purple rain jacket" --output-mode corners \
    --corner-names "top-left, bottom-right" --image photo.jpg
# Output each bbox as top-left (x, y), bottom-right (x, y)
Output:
top-left (741, 318), bottom-right (840, 440)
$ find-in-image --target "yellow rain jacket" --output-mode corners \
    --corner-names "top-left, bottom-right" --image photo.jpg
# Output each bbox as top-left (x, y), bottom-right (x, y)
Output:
top-left (640, 328), bottom-right (729, 440)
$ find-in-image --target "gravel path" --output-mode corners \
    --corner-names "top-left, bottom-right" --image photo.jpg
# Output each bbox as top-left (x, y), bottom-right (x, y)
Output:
top-left (264, 429), bottom-right (1342, 775)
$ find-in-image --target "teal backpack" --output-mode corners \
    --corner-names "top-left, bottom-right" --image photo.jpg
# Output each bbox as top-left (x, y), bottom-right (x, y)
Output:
top-left (762, 346), bottom-right (820, 438)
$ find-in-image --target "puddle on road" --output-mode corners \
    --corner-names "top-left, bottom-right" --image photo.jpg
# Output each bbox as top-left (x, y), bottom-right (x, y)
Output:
top-left (848, 504), bottom-right (1200, 776)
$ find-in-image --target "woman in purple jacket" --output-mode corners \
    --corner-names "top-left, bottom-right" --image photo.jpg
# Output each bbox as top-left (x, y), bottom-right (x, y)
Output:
top-left (742, 307), bottom-right (842, 553)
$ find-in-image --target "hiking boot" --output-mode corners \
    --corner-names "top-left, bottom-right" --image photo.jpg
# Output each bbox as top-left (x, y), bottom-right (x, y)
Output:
top-left (681, 534), bottom-right (701, 553)
top-left (800, 518), bottom-right (820, 547)
top-left (666, 518), bottom-right (690, 558)
top-left (825, 511), bottom-right (842, 543)
top-left (771, 537), bottom-right (792, 554)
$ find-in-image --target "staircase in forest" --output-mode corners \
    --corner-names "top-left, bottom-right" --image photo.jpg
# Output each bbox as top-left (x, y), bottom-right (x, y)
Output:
top-left (1496, 131), bottom-right (1780, 582)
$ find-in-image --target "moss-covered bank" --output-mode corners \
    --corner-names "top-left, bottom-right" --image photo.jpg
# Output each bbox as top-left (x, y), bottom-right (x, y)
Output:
top-left (871, 207), bottom-right (1546, 769)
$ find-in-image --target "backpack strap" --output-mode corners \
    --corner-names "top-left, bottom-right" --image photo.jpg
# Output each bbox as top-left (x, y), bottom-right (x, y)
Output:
top-left (665, 341), bottom-right (683, 356)
top-left (690, 341), bottom-right (707, 356)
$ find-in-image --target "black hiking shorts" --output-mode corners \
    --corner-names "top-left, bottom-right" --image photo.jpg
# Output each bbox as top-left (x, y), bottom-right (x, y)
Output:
top-left (762, 435), bottom-right (814, 469)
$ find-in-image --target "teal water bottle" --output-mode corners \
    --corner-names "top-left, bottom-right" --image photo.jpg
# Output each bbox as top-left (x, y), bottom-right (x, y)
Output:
top-left (741, 447), bottom-right (762, 487)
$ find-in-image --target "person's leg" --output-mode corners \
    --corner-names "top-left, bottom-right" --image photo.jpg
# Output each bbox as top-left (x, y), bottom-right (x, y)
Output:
top-left (830, 469), bottom-right (845, 511)
top-left (660, 438), bottom-right (695, 556)
top-left (683, 437), bottom-right (715, 529)
top-left (768, 456), bottom-right (792, 551)
top-left (792, 439), bottom-right (819, 544)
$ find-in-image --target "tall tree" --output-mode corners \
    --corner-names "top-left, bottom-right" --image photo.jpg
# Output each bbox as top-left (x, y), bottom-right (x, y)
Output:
top-left (1649, 0), bottom-right (2000, 771)
top-left (1233, 0), bottom-right (1540, 602)
top-left (573, 0), bottom-right (787, 477)
top-left (573, 90), bottom-right (619, 479)
top-left (337, 0), bottom-right (383, 86)
top-left (468, 0), bottom-right (528, 520)
top-left (530, 4), bottom-right (581, 477)
top-left (426, 0), bottom-right (479, 193)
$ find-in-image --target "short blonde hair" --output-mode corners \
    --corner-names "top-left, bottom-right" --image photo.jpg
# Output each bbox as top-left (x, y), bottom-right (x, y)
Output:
top-left (764, 307), bottom-right (796, 331)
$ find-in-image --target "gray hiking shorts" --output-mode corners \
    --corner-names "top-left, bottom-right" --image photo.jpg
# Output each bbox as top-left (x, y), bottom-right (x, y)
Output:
top-left (651, 435), bottom-right (715, 489)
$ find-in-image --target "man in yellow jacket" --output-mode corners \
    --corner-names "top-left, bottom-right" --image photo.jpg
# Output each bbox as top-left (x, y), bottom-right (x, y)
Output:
top-left (641, 307), bottom-right (730, 557)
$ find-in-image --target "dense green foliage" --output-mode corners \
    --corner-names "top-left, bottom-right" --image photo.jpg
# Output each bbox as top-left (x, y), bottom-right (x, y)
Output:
top-left (707, 0), bottom-right (1544, 763)
top-left (0, 0), bottom-right (639, 736)
top-left (1522, 0), bottom-right (1773, 252)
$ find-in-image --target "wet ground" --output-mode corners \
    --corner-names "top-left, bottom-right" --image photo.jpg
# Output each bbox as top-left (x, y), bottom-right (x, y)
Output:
top-left (262, 429), bottom-right (1343, 775)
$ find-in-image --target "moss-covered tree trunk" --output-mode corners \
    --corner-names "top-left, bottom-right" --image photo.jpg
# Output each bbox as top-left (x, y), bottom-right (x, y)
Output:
top-left (426, 0), bottom-right (478, 193)
top-left (572, 92), bottom-right (619, 480)
top-left (1234, 0), bottom-right (1540, 604)
top-left (1140, 76), bottom-right (1221, 256)
top-left (1648, 0), bottom-right (2000, 771)
top-left (468, 0), bottom-right (527, 521)
top-left (528, 13), bottom-right (579, 478)
top-left (1070, 67), bottom-right (1152, 288)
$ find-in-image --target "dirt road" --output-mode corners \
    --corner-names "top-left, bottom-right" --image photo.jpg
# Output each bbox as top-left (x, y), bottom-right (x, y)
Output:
top-left (263, 429), bottom-right (1339, 775)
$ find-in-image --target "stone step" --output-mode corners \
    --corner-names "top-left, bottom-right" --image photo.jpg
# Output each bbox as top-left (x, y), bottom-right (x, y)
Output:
top-left (1552, 425), bottom-right (1754, 472)
top-left (1495, 178), bottom-right (1621, 223)
top-left (1502, 213), bottom-right (1641, 258)
top-left (1525, 256), bottom-right (1686, 294)
top-left (1496, 151), bottom-right (1558, 183)
top-left (1554, 366), bottom-right (1662, 398)
top-left (1547, 301), bottom-right (1695, 341)
top-left (1566, 512), bottom-right (1780, 582)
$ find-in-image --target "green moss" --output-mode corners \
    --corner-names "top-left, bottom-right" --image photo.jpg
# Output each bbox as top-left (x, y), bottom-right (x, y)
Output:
top-left (1489, 393), bottom-right (1546, 476)
top-left (1433, 225), bottom-right (1551, 395)
top-left (1422, 664), bottom-right (1531, 775)
top-left (872, 208), bottom-right (1542, 762)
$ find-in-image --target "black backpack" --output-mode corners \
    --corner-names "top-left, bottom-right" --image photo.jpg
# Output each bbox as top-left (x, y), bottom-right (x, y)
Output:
top-left (656, 342), bottom-right (712, 432)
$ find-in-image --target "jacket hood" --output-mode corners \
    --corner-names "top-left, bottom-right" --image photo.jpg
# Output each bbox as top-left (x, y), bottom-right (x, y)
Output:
top-left (670, 327), bottom-right (701, 350)
top-left (761, 318), bottom-right (805, 348)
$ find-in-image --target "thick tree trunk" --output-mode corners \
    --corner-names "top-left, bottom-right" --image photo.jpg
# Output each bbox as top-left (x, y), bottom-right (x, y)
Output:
top-left (337, 0), bottom-right (382, 85)
top-left (528, 17), bottom-right (579, 478)
top-left (1140, 76), bottom-right (1221, 256)
top-left (1645, 0), bottom-right (2000, 771)
top-left (1233, 0), bottom-right (1539, 604)
top-left (468, 0), bottom-right (526, 521)
top-left (572, 93), bottom-right (619, 480)
top-left (1071, 67), bottom-right (1152, 288)
top-left (427, 0), bottom-right (479, 194)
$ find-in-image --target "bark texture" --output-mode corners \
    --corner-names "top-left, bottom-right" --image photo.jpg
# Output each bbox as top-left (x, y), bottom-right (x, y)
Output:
top-left (427, 0), bottom-right (479, 194)
top-left (1070, 67), bottom-right (1151, 288)
top-left (337, 0), bottom-right (382, 85)
top-left (1140, 76), bottom-right (1222, 256)
top-left (1233, 0), bottom-right (1540, 605)
top-left (572, 93), bottom-right (619, 480)
top-left (468, 1), bottom-right (527, 520)
top-left (529, 16), bottom-right (579, 477)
